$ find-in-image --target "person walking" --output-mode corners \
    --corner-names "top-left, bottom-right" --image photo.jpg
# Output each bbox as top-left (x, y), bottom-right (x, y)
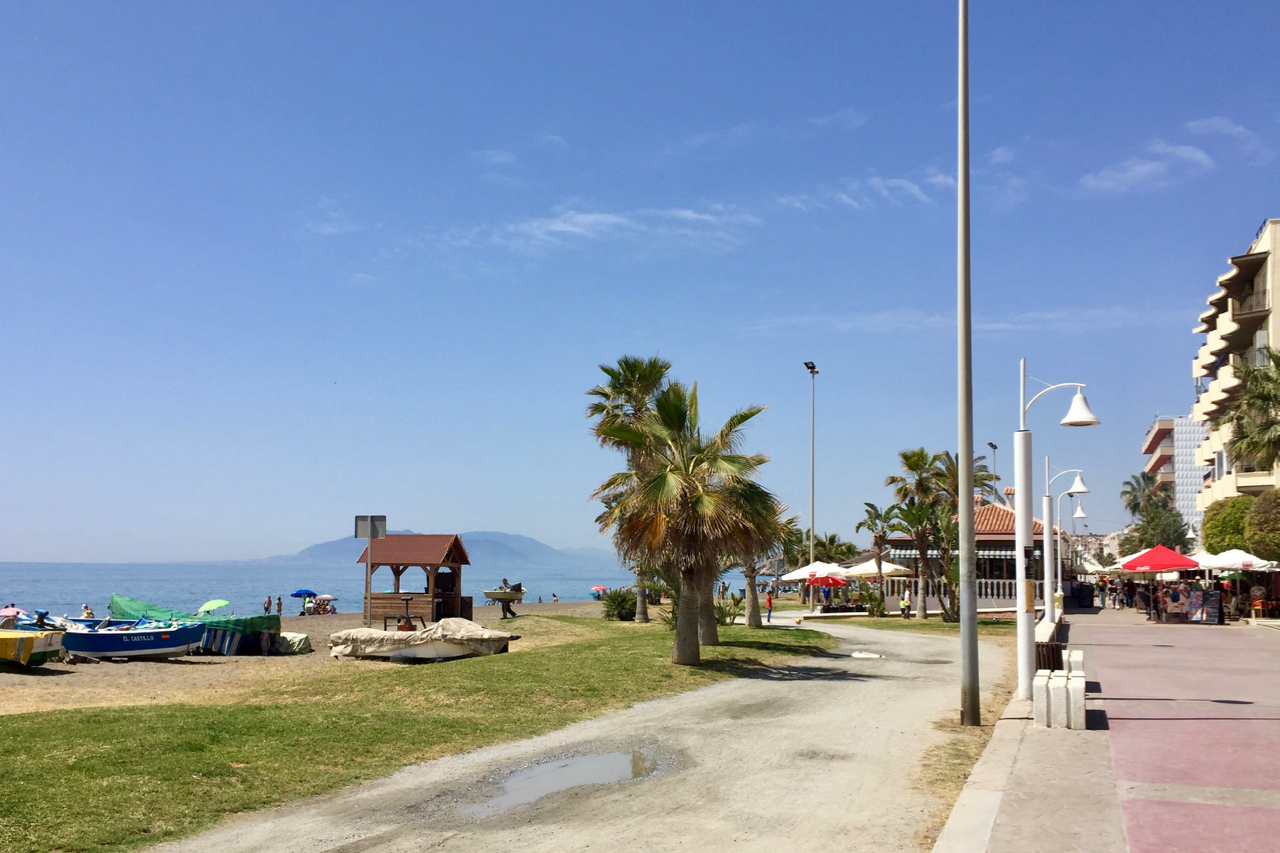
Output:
top-left (498, 578), bottom-right (518, 619)
top-left (765, 590), bottom-right (773, 624)
top-left (275, 597), bottom-right (282, 616)
top-left (900, 588), bottom-right (912, 619)
top-left (263, 595), bottom-right (272, 616)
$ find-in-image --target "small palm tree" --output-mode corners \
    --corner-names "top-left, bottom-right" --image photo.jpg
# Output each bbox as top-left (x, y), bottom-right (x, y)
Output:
top-left (1120, 472), bottom-right (1172, 518)
top-left (594, 382), bottom-right (778, 665)
top-left (587, 355), bottom-right (671, 623)
top-left (855, 503), bottom-right (893, 616)
top-left (932, 451), bottom-right (1000, 505)
top-left (886, 448), bottom-right (944, 506)
top-left (1214, 348), bottom-right (1280, 471)
top-left (888, 501), bottom-right (935, 620)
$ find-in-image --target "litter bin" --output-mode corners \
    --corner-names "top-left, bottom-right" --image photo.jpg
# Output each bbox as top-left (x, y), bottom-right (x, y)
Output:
top-left (1076, 586), bottom-right (1094, 608)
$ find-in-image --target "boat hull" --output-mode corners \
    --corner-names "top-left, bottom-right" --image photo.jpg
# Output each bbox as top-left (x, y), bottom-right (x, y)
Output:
top-left (61, 622), bottom-right (205, 660)
top-left (0, 630), bottom-right (63, 667)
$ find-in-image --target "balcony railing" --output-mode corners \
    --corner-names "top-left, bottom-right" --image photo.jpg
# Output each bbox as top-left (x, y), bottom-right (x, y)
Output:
top-left (1235, 289), bottom-right (1269, 315)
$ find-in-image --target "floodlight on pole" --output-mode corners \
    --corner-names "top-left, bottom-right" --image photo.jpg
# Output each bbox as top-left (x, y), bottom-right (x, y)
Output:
top-left (1014, 360), bottom-right (1099, 700)
top-left (805, 362), bottom-right (818, 594)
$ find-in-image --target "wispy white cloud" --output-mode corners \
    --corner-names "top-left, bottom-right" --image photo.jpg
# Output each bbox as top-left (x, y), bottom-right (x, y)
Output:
top-left (776, 193), bottom-right (827, 212)
top-left (807, 107), bottom-right (869, 131)
top-left (537, 132), bottom-right (567, 148)
top-left (742, 305), bottom-right (1186, 337)
top-left (1186, 116), bottom-right (1274, 165)
top-left (868, 177), bottom-right (933, 206)
top-left (988, 146), bottom-right (1015, 165)
top-left (472, 149), bottom-right (517, 165)
top-left (925, 168), bottom-right (956, 189)
top-left (301, 198), bottom-right (362, 236)
top-left (665, 121), bottom-right (776, 155)
top-left (1079, 139), bottom-right (1214, 193)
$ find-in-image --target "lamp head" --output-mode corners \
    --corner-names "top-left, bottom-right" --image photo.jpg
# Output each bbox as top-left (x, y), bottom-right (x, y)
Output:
top-left (1073, 504), bottom-right (1088, 519)
top-left (987, 442), bottom-right (997, 451)
top-left (1060, 390), bottom-right (1100, 427)
top-left (1068, 473), bottom-right (1089, 495)
top-left (804, 361), bottom-right (818, 374)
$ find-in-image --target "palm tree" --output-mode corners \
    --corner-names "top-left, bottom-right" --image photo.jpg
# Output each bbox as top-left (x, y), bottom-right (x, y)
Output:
top-left (855, 503), bottom-right (893, 617)
top-left (931, 504), bottom-right (960, 622)
top-left (587, 355), bottom-right (671, 623)
top-left (594, 382), bottom-right (778, 665)
top-left (888, 501), bottom-right (935, 620)
top-left (800, 531), bottom-right (859, 564)
top-left (1214, 348), bottom-right (1280, 471)
top-left (885, 448), bottom-right (944, 506)
top-left (931, 451), bottom-right (1000, 505)
top-left (739, 513), bottom-right (798, 629)
top-left (1120, 472), bottom-right (1172, 518)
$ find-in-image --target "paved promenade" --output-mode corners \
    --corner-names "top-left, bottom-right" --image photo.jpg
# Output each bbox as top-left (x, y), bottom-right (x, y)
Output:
top-left (937, 605), bottom-right (1280, 853)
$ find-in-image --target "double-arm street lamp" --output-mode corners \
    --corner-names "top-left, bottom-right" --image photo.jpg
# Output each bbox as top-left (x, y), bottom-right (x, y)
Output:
top-left (1043, 463), bottom-right (1089, 623)
top-left (1013, 358), bottom-right (1099, 699)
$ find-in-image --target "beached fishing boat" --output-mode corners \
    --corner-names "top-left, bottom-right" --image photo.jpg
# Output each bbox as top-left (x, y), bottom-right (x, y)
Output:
top-left (329, 617), bottom-right (518, 662)
top-left (54, 618), bottom-right (205, 660)
top-left (0, 629), bottom-right (63, 667)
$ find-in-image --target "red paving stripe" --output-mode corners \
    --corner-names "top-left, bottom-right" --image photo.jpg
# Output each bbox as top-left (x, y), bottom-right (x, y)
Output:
top-left (1124, 799), bottom-right (1280, 853)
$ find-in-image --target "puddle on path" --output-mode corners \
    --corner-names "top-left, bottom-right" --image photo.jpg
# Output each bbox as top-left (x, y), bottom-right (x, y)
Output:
top-left (462, 752), bottom-right (650, 817)
top-left (850, 651), bottom-right (883, 659)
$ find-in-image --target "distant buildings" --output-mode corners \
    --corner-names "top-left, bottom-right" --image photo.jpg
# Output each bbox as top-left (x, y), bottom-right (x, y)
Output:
top-left (1140, 415), bottom-right (1208, 536)
top-left (1189, 218), bottom-right (1279, 516)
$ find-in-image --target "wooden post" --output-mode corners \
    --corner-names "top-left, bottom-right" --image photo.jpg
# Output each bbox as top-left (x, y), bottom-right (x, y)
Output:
top-left (427, 566), bottom-right (437, 622)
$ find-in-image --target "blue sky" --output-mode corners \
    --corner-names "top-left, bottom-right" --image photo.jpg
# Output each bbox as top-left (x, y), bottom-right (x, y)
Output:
top-left (1, 1), bottom-right (1276, 561)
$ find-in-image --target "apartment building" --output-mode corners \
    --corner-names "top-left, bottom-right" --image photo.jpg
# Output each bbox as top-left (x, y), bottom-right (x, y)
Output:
top-left (1191, 218), bottom-right (1279, 513)
top-left (1140, 414), bottom-right (1208, 535)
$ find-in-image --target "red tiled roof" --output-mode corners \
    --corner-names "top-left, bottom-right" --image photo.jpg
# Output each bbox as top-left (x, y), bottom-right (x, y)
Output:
top-left (974, 501), bottom-right (1046, 535)
top-left (356, 534), bottom-right (470, 566)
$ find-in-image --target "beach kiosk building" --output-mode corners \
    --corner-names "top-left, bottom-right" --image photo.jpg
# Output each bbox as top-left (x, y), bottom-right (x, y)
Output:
top-left (358, 534), bottom-right (473, 625)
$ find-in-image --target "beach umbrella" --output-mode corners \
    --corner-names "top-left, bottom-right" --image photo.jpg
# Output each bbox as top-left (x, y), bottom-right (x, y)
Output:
top-left (290, 589), bottom-right (318, 598)
top-left (315, 594), bottom-right (338, 601)
top-left (0, 606), bottom-right (25, 618)
top-left (806, 575), bottom-right (848, 587)
top-left (196, 599), bottom-right (230, 614)
top-left (1194, 549), bottom-right (1275, 571)
top-left (1122, 545), bottom-right (1199, 573)
top-left (590, 585), bottom-right (608, 592)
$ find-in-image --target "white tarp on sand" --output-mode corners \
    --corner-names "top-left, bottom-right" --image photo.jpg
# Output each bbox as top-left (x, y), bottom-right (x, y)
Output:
top-left (329, 618), bottom-right (516, 658)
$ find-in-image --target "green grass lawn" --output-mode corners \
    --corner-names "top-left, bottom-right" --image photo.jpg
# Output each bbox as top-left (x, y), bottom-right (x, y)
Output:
top-left (1, 617), bottom-right (833, 853)
top-left (829, 615), bottom-right (1019, 639)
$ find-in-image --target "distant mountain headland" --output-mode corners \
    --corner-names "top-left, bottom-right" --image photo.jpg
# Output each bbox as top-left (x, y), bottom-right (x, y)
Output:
top-left (266, 530), bottom-right (622, 572)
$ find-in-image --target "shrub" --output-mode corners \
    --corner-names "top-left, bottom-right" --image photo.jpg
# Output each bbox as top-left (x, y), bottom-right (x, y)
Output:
top-left (600, 588), bottom-right (637, 621)
top-left (714, 594), bottom-right (744, 626)
top-left (1245, 489), bottom-right (1280, 561)
top-left (1202, 494), bottom-right (1255, 553)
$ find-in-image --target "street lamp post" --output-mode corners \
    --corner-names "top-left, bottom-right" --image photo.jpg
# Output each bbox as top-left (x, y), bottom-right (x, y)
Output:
top-left (1044, 462), bottom-right (1089, 623)
top-left (805, 361), bottom-right (818, 569)
top-left (1013, 359), bottom-right (1099, 700)
top-left (1061, 497), bottom-right (1088, 594)
top-left (956, 0), bottom-right (980, 727)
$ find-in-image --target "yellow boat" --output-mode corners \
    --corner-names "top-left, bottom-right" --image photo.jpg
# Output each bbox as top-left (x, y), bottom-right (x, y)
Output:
top-left (0, 630), bottom-right (63, 667)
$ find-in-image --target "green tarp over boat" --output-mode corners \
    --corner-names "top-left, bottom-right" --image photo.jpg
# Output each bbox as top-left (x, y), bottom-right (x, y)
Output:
top-left (109, 594), bottom-right (281, 635)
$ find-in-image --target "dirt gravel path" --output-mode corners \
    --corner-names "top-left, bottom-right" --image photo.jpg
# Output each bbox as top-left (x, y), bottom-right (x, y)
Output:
top-left (149, 622), bottom-right (1005, 853)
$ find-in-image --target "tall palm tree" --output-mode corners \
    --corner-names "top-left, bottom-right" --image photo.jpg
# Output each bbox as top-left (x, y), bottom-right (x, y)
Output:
top-left (855, 502), bottom-right (893, 617)
top-left (931, 451), bottom-right (1000, 505)
top-left (888, 501), bottom-right (935, 620)
top-left (587, 355), bottom-right (671, 623)
top-left (1120, 472), bottom-right (1172, 518)
top-left (885, 448), bottom-right (944, 506)
top-left (1214, 348), bottom-right (1280, 471)
top-left (800, 531), bottom-right (859, 564)
top-left (594, 382), bottom-right (778, 665)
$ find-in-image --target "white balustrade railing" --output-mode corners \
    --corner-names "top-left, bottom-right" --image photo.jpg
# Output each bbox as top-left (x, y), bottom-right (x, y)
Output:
top-left (881, 576), bottom-right (1043, 604)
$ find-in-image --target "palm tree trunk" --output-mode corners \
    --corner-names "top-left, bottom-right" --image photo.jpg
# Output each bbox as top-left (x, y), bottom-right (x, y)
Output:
top-left (915, 544), bottom-right (929, 620)
top-left (874, 552), bottom-right (885, 618)
top-left (671, 570), bottom-right (701, 666)
top-left (744, 569), bottom-right (762, 628)
top-left (635, 569), bottom-right (649, 623)
top-left (698, 574), bottom-right (720, 646)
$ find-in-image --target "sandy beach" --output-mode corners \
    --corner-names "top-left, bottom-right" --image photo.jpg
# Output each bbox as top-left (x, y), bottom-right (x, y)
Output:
top-left (0, 599), bottom-right (603, 715)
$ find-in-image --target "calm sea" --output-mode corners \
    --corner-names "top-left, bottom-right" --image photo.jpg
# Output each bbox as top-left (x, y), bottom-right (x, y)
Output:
top-left (0, 560), bottom-right (635, 618)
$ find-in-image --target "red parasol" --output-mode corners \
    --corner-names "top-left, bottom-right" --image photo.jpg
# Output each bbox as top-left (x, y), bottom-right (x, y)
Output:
top-left (590, 585), bottom-right (608, 592)
top-left (806, 575), bottom-right (848, 588)
top-left (1121, 544), bottom-right (1199, 573)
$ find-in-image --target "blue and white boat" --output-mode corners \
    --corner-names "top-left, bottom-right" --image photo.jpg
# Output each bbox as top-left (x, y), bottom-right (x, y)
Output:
top-left (52, 617), bottom-right (205, 660)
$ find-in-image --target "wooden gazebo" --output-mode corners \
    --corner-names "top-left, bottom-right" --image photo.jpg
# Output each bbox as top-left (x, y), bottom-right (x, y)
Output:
top-left (357, 534), bottom-right (472, 625)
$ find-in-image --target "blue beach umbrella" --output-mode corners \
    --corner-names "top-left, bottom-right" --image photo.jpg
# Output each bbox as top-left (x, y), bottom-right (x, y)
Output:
top-left (290, 589), bottom-right (318, 598)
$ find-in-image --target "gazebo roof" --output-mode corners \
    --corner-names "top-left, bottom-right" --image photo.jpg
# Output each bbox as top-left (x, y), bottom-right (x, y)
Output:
top-left (356, 534), bottom-right (470, 567)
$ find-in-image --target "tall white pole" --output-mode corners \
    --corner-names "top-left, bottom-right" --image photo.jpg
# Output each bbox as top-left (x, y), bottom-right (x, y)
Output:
top-left (956, 0), bottom-right (979, 727)
top-left (1014, 359), bottom-right (1034, 699)
top-left (810, 370), bottom-right (816, 568)
top-left (1043, 457), bottom-right (1056, 624)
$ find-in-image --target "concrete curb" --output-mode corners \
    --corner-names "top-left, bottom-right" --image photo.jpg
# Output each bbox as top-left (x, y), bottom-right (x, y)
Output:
top-left (931, 698), bottom-right (1030, 853)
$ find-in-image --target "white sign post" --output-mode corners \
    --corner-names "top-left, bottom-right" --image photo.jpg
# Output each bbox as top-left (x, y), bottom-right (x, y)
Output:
top-left (355, 515), bottom-right (387, 627)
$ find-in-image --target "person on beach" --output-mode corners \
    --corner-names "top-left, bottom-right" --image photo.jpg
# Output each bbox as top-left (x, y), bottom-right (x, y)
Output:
top-left (552, 593), bottom-right (558, 603)
top-left (263, 596), bottom-right (272, 615)
top-left (765, 590), bottom-right (773, 623)
top-left (81, 604), bottom-right (94, 619)
top-left (498, 578), bottom-right (517, 619)
top-left (275, 597), bottom-right (282, 615)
